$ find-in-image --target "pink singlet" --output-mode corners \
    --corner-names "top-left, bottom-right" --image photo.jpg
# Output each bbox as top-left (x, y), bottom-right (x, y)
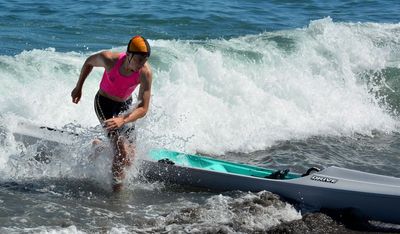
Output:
top-left (99, 53), bottom-right (140, 100)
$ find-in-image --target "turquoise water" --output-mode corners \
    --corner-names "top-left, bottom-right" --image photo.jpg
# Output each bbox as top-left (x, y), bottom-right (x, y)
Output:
top-left (1, 0), bottom-right (400, 233)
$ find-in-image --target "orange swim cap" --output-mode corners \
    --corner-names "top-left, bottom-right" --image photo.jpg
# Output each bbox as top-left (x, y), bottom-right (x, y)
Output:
top-left (127, 35), bottom-right (151, 57)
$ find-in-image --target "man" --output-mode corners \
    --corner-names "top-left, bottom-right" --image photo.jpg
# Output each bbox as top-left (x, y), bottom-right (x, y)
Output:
top-left (71, 35), bottom-right (152, 192)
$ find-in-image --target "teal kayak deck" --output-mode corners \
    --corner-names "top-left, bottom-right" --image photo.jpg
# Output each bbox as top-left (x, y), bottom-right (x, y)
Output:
top-left (149, 149), bottom-right (301, 179)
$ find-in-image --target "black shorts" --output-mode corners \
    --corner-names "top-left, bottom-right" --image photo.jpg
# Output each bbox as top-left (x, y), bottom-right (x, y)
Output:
top-left (94, 92), bottom-right (135, 141)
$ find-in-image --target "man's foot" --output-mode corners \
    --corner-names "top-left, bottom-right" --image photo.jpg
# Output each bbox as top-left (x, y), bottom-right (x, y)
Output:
top-left (92, 138), bottom-right (102, 145)
top-left (88, 138), bottom-right (106, 161)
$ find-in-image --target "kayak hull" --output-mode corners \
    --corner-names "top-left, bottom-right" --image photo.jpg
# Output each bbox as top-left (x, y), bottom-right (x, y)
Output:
top-left (140, 150), bottom-right (400, 224)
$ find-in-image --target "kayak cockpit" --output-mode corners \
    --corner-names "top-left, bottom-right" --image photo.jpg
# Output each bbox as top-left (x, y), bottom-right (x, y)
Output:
top-left (149, 149), bottom-right (304, 180)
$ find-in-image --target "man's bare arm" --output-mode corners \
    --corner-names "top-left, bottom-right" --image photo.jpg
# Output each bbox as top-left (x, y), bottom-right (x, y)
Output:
top-left (71, 51), bottom-right (115, 104)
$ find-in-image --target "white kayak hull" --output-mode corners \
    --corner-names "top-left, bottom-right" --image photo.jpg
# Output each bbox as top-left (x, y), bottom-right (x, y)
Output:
top-left (140, 160), bottom-right (400, 224)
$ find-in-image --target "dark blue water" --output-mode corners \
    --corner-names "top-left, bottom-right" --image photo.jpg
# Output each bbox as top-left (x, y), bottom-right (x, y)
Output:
top-left (1, 0), bottom-right (400, 233)
top-left (1, 0), bottom-right (399, 55)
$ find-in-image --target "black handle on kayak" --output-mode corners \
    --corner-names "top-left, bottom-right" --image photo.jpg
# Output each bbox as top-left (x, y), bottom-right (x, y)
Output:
top-left (158, 158), bottom-right (175, 165)
top-left (266, 169), bottom-right (290, 179)
top-left (302, 167), bottom-right (321, 177)
top-left (39, 126), bottom-right (79, 136)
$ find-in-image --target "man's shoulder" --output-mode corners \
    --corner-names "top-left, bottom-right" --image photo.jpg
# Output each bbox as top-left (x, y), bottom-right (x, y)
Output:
top-left (141, 63), bottom-right (152, 78)
top-left (100, 51), bottom-right (121, 61)
top-left (98, 51), bottom-right (121, 69)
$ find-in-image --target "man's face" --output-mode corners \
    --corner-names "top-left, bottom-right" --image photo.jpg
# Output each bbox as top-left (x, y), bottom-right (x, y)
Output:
top-left (127, 53), bottom-right (148, 71)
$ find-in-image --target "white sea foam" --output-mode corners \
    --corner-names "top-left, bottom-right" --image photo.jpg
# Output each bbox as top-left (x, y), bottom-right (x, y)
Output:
top-left (147, 191), bottom-right (301, 233)
top-left (141, 18), bottom-right (400, 154)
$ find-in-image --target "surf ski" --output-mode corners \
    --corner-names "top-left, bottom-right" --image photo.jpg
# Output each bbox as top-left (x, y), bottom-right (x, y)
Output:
top-left (10, 121), bottom-right (79, 145)
top-left (141, 149), bottom-right (400, 224)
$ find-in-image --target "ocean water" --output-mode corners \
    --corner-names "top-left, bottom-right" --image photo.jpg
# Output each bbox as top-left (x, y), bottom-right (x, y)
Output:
top-left (1, 0), bottom-right (400, 233)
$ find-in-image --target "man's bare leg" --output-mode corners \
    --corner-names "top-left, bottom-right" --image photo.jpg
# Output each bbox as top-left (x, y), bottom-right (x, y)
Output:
top-left (111, 135), bottom-right (135, 192)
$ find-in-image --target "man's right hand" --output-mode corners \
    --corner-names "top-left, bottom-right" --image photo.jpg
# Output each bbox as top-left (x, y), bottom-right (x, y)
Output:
top-left (71, 87), bottom-right (82, 104)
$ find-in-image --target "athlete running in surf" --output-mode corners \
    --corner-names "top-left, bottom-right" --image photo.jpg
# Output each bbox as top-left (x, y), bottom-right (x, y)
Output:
top-left (71, 36), bottom-right (152, 192)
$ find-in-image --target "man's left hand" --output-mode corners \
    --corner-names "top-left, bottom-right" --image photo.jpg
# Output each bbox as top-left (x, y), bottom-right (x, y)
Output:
top-left (104, 117), bottom-right (125, 130)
